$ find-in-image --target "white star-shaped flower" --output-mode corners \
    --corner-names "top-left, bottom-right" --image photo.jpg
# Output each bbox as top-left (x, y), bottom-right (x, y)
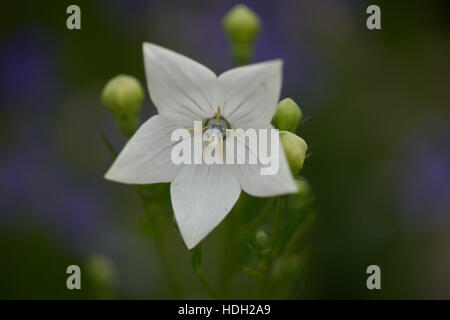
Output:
top-left (105, 43), bottom-right (297, 249)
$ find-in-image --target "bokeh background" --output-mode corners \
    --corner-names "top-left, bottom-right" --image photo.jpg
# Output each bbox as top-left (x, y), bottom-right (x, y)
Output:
top-left (1, 0), bottom-right (449, 299)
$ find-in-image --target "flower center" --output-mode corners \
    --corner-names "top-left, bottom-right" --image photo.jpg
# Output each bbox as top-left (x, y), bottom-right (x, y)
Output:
top-left (205, 117), bottom-right (229, 136)
top-left (204, 106), bottom-right (230, 138)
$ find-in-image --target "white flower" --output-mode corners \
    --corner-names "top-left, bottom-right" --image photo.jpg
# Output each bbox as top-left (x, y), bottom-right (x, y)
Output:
top-left (105, 43), bottom-right (297, 249)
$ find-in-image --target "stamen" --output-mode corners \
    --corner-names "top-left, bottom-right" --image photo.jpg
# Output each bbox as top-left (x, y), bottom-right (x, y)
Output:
top-left (188, 126), bottom-right (210, 133)
top-left (215, 106), bottom-right (221, 124)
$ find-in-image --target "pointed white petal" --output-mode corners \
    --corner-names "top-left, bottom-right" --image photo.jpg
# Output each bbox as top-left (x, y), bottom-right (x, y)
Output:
top-left (143, 43), bottom-right (217, 122)
top-left (218, 60), bottom-right (282, 129)
top-left (170, 164), bottom-right (241, 249)
top-left (228, 125), bottom-right (298, 197)
top-left (105, 115), bottom-right (188, 184)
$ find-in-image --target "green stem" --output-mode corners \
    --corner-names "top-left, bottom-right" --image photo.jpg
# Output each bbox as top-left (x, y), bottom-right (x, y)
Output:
top-left (255, 197), bottom-right (284, 299)
top-left (238, 198), bottom-right (274, 236)
top-left (283, 210), bottom-right (315, 257)
top-left (153, 235), bottom-right (183, 299)
top-left (218, 215), bottom-right (234, 298)
top-left (195, 269), bottom-right (218, 299)
top-left (138, 191), bottom-right (183, 299)
top-left (271, 197), bottom-right (285, 245)
top-left (218, 194), bottom-right (248, 297)
top-left (101, 133), bottom-right (181, 297)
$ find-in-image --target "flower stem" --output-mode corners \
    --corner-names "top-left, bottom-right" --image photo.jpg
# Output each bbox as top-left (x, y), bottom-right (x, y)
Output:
top-left (271, 197), bottom-right (285, 244)
top-left (238, 198), bottom-right (274, 235)
top-left (195, 268), bottom-right (218, 299)
top-left (218, 214), bottom-right (234, 298)
top-left (138, 187), bottom-right (183, 299)
top-left (255, 196), bottom-right (284, 299)
top-left (152, 235), bottom-right (183, 299)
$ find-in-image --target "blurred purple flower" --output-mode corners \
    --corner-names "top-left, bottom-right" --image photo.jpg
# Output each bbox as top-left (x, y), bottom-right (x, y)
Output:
top-left (0, 27), bottom-right (62, 111)
top-left (395, 124), bottom-right (450, 231)
top-left (0, 144), bottom-right (110, 253)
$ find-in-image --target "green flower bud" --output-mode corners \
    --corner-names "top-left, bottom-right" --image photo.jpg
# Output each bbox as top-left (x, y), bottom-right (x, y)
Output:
top-left (223, 4), bottom-right (261, 45)
top-left (272, 98), bottom-right (303, 132)
top-left (279, 131), bottom-right (308, 175)
top-left (86, 254), bottom-right (116, 299)
top-left (101, 74), bottom-right (144, 117)
top-left (254, 230), bottom-right (269, 248)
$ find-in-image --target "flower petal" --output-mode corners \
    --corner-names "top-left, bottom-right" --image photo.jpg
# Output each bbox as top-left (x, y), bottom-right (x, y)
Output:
top-left (143, 43), bottom-right (217, 122)
top-left (228, 125), bottom-right (298, 197)
top-left (170, 164), bottom-right (241, 249)
top-left (218, 60), bottom-right (282, 128)
top-left (105, 115), bottom-right (188, 184)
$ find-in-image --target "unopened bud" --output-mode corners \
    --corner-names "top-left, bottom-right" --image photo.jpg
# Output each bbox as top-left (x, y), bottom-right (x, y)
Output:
top-left (280, 131), bottom-right (308, 175)
top-left (223, 4), bottom-right (261, 65)
top-left (272, 98), bottom-right (303, 132)
top-left (223, 4), bottom-right (261, 45)
top-left (86, 254), bottom-right (116, 299)
top-left (101, 74), bottom-right (144, 117)
top-left (255, 230), bottom-right (269, 248)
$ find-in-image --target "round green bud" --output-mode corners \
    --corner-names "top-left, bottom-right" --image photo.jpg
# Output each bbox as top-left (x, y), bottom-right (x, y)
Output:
top-left (254, 230), bottom-right (269, 248)
top-left (223, 4), bottom-right (261, 45)
top-left (279, 131), bottom-right (308, 175)
top-left (101, 74), bottom-right (144, 117)
top-left (86, 254), bottom-right (116, 287)
top-left (272, 98), bottom-right (303, 132)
